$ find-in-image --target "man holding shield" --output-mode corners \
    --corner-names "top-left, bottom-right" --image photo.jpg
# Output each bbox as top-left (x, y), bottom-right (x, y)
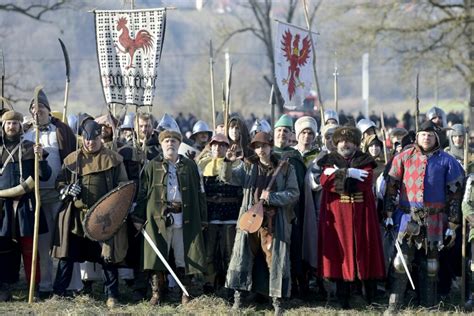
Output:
top-left (51, 120), bottom-right (129, 308)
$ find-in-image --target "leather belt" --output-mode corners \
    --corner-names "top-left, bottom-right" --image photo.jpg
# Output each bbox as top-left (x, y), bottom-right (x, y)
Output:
top-left (166, 202), bottom-right (182, 213)
top-left (340, 192), bottom-right (364, 203)
top-left (207, 196), bottom-right (241, 204)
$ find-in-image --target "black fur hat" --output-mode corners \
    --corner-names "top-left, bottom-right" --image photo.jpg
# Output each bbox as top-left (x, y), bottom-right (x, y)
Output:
top-left (332, 126), bottom-right (362, 147)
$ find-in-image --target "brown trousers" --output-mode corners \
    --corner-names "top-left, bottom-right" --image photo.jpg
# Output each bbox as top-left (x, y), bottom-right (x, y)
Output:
top-left (248, 227), bottom-right (273, 269)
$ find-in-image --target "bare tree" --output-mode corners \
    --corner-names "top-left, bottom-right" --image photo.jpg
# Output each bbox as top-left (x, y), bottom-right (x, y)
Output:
top-left (334, 0), bottom-right (473, 125)
top-left (216, 0), bottom-right (323, 115)
top-left (0, 1), bottom-right (68, 22)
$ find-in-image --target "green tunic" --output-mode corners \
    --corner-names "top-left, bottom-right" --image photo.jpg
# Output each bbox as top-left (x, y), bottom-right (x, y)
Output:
top-left (134, 155), bottom-right (207, 275)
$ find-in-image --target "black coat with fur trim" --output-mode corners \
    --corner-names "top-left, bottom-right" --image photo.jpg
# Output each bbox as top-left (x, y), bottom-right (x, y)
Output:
top-left (317, 150), bottom-right (377, 195)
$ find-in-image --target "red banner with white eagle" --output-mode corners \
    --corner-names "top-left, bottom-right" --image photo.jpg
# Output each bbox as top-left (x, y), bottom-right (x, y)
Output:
top-left (94, 8), bottom-right (166, 106)
top-left (274, 21), bottom-right (314, 110)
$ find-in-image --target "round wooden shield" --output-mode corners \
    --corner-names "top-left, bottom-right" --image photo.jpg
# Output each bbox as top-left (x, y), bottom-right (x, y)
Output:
top-left (83, 181), bottom-right (136, 241)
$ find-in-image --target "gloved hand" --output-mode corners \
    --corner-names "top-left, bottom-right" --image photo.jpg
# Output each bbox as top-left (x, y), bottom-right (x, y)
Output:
top-left (444, 225), bottom-right (457, 248)
top-left (323, 165), bottom-right (339, 176)
top-left (347, 168), bottom-right (368, 182)
top-left (60, 183), bottom-right (81, 200)
top-left (384, 217), bottom-right (394, 230)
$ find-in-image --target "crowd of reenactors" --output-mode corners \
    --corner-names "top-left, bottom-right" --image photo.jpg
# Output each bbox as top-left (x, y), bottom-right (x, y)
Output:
top-left (0, 88), bottom-right (473, 315)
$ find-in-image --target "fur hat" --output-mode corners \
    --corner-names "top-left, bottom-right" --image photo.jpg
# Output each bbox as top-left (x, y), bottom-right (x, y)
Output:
top-left (1, 110), bottom-right (23, 122)
top-left (295, 116), bottom-right (318, 139)
top-left (321, 123), bottom-right (338, 138)
top-left (29, 89), bottom-right (51, 112)
top-left (332, 126), bottom-right (362, 147)
top-left (159, 130), bottom-right (182, 143)
top-left (362, 134), bottom-right (383, 152)
top-left (249, 132), bottom-right (273, 149)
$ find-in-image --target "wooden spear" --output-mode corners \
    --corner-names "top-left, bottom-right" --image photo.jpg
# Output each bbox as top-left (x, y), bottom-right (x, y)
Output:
top-left (462, 128), bottom-right (470, 305)
top-left (209, 40), bottom-right (216, 130)
top-left (380, 110), bottom-right (389, 163)
top-left (28, 85), bottom-right (43, 303)
top-left (301, 0), bottom-right (325, 125)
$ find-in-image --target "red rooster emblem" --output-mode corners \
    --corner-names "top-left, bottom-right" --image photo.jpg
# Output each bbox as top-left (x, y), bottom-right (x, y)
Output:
top-left (281, 30), bottom-right (311, 100)
top-left (115, 17), bottom-right (154, 69)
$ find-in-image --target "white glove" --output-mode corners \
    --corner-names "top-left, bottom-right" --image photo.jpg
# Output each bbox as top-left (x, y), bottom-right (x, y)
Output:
top-left (444, 227), bottom-right (456, 248)
top-left (323, 165), bottom-right (339, 176)
top-left (384, 217), bottom-right (394, 229)
top-left (375, 174), bottom-right (386, 200)
top-left (347, 168), bottom-right (368, 182)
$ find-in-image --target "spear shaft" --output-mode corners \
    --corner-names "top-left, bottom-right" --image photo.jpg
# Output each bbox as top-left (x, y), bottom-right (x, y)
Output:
top-left (209, 40), bottom-right (216, 130)
top-left (415, 73), bottom-right (420, 131)
top-left (28, 86), bottom-right (43, 304)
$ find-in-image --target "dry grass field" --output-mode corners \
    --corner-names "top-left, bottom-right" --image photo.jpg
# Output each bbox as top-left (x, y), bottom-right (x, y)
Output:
top-left (0, 278), bottom-right (467, 315)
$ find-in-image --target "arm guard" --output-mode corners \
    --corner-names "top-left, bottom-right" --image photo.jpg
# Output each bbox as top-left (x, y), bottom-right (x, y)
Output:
top-left (384, 176), bottom-right (401, 214)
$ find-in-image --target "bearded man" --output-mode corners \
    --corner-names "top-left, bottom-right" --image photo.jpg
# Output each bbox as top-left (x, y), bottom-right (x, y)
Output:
top-left (0, 110), bottom-right (51, 301)
top-left (317, 126), bottom-right (385, 309)
top-left (133, 129), bottom-right (207, 306)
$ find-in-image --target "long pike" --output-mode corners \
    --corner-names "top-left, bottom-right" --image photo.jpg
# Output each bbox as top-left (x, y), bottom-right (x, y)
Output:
top-left (0, 49), bottom-right (4, 111)
top-left (415, 73), bottom-right (419, 131)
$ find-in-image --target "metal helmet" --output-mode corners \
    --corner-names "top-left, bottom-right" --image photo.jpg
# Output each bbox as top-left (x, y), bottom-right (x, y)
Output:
top-left (250, 119), bottom-right (272, 137)
top-left (426, 106), bottom-right (447, 127)
top-left (191, 120), bottom-right (212, 138)
top-left (157, 113), bottom-right (181, 133)
top-left (449, 123), bottom-right (465, 137)
top-left (324, 109), bottom-right (339, 125)
top-left (67, 114), bottom-right (78, 134)
top-left (356, 118), bottom-right (376, 135)
top-left (120, 112), bottom-right (135, 130)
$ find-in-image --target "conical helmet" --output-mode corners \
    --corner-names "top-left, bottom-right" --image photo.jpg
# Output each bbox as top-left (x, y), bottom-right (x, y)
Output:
top-left (250, 119), bottom-right (272, 137)
top-left (120, 112), bottom-right (135, 130)
top-left (157, 113), bottom-right (181, 133)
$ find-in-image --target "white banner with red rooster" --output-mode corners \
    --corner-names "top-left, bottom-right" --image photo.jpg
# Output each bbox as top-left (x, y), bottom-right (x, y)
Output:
top-left (94, 8), bottom-right (166, 106)
top-left (274, 21), bottom-right (314, 110)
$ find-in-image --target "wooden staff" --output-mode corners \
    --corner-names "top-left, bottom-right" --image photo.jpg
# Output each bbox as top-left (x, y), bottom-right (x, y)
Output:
top-left (333, 51), bottom-right (339, 113)
top-left (209, 40), bottom-right (216, 130)
top-left (462, 128), bottom-right (469, 304)
top-left (222, 83), bottom-right (228, 137)
top-left (380, 110), bottom-right (389, 163)
top-left (302, 0), bottom-right (325, 124)
top-left (28, 85), bottom-right (43, 303)
top-left (415, 73), bottom-right (420, 131)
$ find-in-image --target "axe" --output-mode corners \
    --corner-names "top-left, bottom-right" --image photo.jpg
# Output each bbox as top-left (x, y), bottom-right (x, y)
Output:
top-left (58, 38), bottom-right (70, 123)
